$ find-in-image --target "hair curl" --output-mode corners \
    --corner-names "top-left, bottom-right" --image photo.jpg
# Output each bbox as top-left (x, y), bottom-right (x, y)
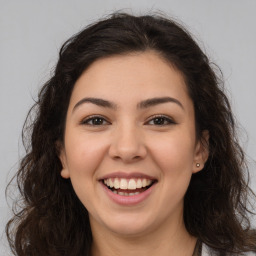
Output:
top-left (6, 12), bottom-right (256, 256)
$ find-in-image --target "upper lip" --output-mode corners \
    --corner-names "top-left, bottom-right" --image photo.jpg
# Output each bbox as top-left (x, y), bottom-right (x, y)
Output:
top-left (98, 172), bottom-right (157, 181)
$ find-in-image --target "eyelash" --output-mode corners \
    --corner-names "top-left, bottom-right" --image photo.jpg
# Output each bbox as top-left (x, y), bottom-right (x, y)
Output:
top-left (145, 115), bottom-right (176, 126)
top-left (80, 115), bottom-right (110, 126)
top-left (80, 114), bottom-right (176, 127)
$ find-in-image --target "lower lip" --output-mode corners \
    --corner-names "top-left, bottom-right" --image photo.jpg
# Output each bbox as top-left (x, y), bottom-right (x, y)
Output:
top-left (101, 182), bottom-right (156, 206)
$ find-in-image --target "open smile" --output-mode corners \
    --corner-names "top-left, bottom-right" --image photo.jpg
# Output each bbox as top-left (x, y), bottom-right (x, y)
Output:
top-left (100, 175), bottom-right (158, 205)
top-left (103, 178), bottom-right (155, 196)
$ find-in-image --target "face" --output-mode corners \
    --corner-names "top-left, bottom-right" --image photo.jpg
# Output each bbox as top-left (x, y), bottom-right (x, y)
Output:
top-left (59, 51), bottom-right (208, 237)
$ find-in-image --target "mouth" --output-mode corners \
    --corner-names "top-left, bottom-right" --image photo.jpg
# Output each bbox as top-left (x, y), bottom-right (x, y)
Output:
top-left (101, 177), bottom-right (157, 196)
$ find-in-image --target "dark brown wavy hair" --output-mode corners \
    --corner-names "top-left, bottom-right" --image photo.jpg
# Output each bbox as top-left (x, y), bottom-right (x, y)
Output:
top-left (6, 12), bottom-right (256, 256)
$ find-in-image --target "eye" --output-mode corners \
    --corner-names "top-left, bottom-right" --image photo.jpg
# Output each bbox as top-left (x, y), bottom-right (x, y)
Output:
top-left (146, 115), bottom-right (176, 126)
top-left (80, 115), bottom-right (110, 126)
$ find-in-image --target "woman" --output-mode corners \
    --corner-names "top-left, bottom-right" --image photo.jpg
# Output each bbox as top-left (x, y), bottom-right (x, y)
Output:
top-left (6, 12), bottom-right (256, 256)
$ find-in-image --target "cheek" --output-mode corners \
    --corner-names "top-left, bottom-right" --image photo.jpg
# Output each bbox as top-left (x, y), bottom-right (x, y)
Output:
top-left (65, 134), bottom-right (108, 180)
top-left (150, 132), bottom-right (195, 170)
top-left (150, 133), bottom-right (195, 207)
top-left (64, 135), bottom-right (109, 212)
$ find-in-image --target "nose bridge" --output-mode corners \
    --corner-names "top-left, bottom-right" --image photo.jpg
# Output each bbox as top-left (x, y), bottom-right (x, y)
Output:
top-left (108, 121), bottom-right (146, 162)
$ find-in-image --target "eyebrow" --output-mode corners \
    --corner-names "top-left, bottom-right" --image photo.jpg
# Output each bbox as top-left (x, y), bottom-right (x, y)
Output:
top-left (73, 97), bottom-right (117, 112)
top-left (137, 97), bottom-right (184, 110)
top-left (72, 96), bottom-right (184, 112)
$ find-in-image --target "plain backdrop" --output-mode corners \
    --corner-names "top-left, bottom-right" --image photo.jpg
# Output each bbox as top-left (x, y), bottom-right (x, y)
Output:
top-left (1, 0), bottom-right (256, 255)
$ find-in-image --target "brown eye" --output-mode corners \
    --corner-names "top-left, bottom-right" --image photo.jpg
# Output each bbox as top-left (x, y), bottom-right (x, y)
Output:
top-left (146, 115), bottom-right (176, 126)
top-left (81, 116), bottom-right (110, 126)
top-left (153, 117), bottom-right (166, 125)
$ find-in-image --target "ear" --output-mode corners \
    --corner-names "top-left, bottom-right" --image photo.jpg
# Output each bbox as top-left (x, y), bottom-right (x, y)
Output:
top-left (56, 141), bottom-right (70, 179)
top-left (192, 130), bottom-right (209, 174)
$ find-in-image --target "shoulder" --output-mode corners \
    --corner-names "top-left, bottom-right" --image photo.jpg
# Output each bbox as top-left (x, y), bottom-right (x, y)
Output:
top-left (202, 243), bottom-right (256, 256)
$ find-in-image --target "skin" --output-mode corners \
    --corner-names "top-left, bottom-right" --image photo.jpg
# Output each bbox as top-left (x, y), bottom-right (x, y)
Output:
top-left (59, 51), bottom-right (209, 256)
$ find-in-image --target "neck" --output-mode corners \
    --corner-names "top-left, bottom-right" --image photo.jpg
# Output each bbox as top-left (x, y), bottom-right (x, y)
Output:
top-left (90, 214), bottom-right (197, 256)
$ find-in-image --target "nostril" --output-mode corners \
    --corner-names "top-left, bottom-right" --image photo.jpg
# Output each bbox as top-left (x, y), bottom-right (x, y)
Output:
top-left (108, 136), bottom-right (147, 162)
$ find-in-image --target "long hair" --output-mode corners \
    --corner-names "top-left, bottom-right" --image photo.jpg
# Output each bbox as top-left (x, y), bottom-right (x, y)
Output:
top-left (6, 12), bottom-right (256, 256)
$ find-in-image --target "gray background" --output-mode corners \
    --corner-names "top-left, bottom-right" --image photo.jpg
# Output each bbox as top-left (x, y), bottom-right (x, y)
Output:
top-left (1, 0), bottom-right (255, 255)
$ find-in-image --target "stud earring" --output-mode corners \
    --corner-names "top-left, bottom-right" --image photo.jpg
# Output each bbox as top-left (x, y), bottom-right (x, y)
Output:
top-left (196, 163), bottom-right (200, 167)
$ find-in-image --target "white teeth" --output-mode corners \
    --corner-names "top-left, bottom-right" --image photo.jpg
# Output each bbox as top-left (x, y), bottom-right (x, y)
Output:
top-left (128, 179), bottom-right (137, 190)
top-left (104, 177), bottom-right (154, 190)
top-left (113, 178), bottom-right (120, 189)
top-left (116, 191), bottom-right (141, 196)
top-left (109, 179), bottom-right (114, 188)
top-left (136, 179), bottom-right (142, 188)
top-left (120, 179), bottom-right (128, 189)
top-left (117, 190), bottom-right (140, 196)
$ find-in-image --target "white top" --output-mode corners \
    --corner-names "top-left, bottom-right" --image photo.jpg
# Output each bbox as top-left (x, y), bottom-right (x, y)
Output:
top-left (202, 243), bottom-right (256, 256)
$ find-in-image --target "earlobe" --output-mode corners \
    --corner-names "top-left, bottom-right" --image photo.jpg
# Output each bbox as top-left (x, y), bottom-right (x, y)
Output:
top-left (192, 130), bottom-right (209, 173)
top-left (60, 152), bottom-right (70, 179)
top-left (60, 168), bottom-right (70, 179)
top-left (56, 141), bottom-right (70, 179)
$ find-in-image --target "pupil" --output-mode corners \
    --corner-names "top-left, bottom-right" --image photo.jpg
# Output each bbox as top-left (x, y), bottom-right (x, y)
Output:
top-left (93, 118), bottom-right (103, 125)
top-left (154, 118), bottom-right (164, 125)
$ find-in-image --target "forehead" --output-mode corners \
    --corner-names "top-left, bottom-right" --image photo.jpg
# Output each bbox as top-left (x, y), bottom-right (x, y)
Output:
top-left (69, 51), bottom-right (191, 109)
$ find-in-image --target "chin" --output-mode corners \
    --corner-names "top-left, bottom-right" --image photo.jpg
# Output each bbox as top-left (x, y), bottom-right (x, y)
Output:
top-left (98, 212), bottom-right (158, 237)
top-left (109, 223), bottom-right (153, 237)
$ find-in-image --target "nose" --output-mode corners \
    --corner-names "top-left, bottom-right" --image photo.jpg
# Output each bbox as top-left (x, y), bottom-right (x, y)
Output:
top-left (108, 124), bottom-right (147, 163)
